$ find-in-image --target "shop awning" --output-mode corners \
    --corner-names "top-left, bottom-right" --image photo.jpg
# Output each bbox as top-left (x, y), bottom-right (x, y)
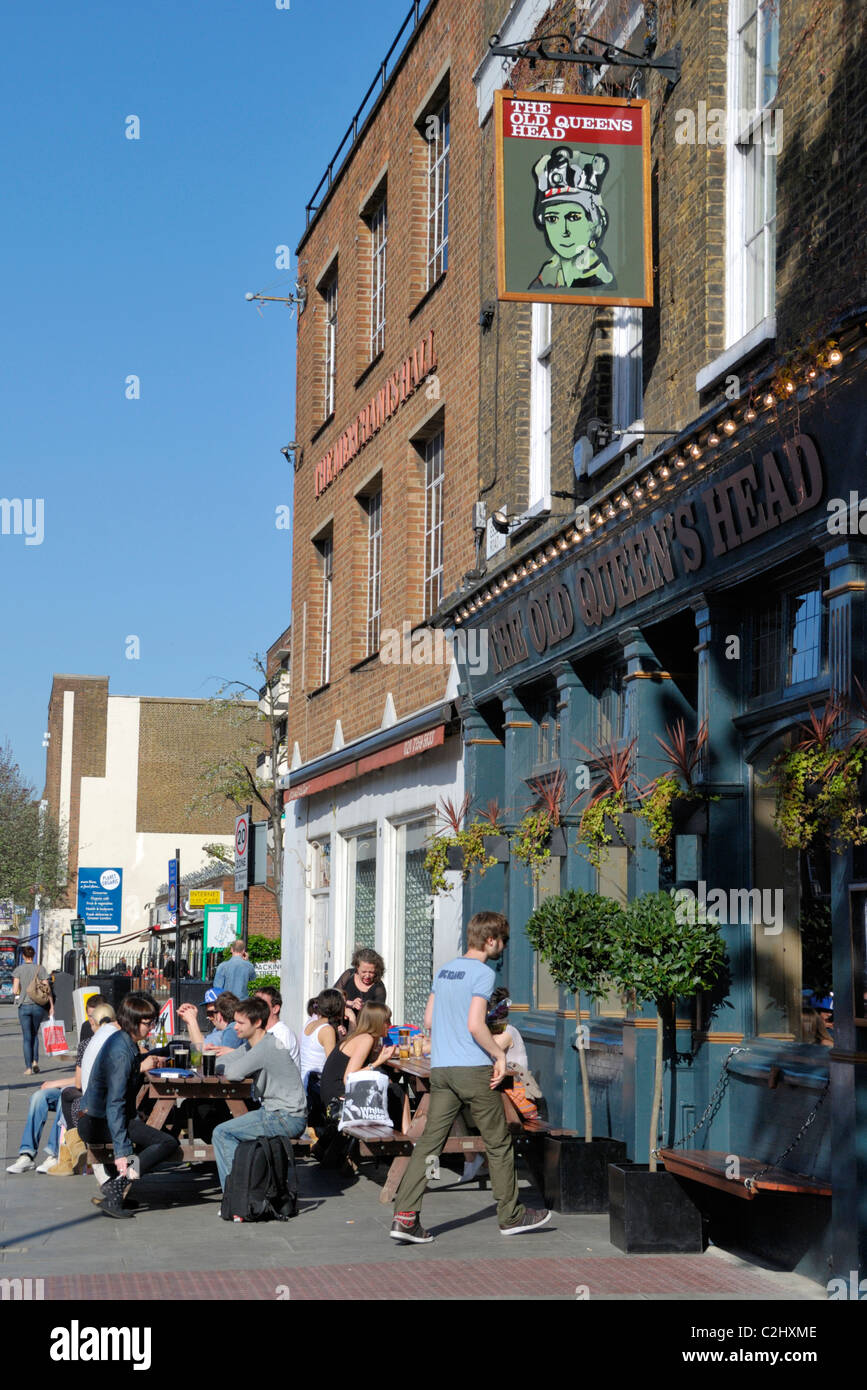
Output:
top-left (283, 703), bottom-right (452, 803)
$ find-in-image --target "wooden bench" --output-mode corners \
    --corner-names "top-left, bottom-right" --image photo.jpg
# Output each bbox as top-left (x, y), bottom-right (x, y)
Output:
top-left (658, 1148), bottom-right (832, 1200)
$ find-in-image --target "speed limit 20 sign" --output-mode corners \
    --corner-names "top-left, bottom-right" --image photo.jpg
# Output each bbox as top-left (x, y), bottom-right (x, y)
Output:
top-left (234, 812), bottom-right (251, 892)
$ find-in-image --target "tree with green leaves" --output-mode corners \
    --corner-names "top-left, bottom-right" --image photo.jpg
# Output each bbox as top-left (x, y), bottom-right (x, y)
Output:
top-left (525, 889), bottom-right (624, 1141)
top-left (190, 654), bottom-right (288, 916)
top-left (0, 741), bottom-right (68, 910)
top-left (609, 890), bottom-right (726, 1172)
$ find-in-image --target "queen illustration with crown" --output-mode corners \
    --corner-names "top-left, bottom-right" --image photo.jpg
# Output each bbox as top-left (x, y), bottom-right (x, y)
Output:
top-left (528, 146), bottom-right (616, 291)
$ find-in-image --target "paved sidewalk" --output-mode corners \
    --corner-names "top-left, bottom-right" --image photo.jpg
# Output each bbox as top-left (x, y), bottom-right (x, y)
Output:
top-left (0, 1010), bottom-right (825, 1301)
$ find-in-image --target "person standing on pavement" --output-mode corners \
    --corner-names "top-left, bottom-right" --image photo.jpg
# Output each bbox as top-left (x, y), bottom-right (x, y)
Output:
top-left (390, 910), bottom-right (551, 1245)
top-left (12, 945), bottom-right (53, 1075)
top-left (212, 939), bottom-right (256, 998)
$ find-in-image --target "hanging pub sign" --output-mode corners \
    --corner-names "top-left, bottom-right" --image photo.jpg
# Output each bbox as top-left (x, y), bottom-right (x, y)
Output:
top-left (494, 90), bottom-right (653, 307)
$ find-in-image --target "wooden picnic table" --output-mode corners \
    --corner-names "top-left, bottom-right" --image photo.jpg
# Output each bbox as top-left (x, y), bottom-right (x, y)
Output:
top-left (83, 1072), bottom-right (256, 1166)
top-left (347, 1054), bottom-right (545, 1204)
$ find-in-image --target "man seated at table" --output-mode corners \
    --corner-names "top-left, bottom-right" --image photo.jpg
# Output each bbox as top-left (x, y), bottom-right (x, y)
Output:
top-left (255, 986), bottom-right (301, 1070)
top-left (212, 997), bottom-right (307, 1193)
top-left (178, 992), bottom-right (243, 1056)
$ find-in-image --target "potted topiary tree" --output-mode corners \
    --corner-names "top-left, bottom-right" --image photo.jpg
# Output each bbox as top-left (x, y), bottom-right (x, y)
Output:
top-left (524, 889), bottom-right (627, 1211)
top-left (605, 889), bottom-right (727, 1252)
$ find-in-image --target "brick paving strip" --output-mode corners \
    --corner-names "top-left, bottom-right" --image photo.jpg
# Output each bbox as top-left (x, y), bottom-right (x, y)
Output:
top-left (45, 1254), bottom-right (812, 1301)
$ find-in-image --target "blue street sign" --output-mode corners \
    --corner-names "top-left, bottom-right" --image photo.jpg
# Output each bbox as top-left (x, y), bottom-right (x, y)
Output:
top-left (168, 860), bottom-right (178, 885)
top-left (77, 868), bottom-right (123, 935)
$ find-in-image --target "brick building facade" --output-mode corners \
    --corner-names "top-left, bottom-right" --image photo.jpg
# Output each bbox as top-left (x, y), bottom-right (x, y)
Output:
top-left (39, 674), bottom-right (267, 966)
top-left (280, 0), bottom-right (487, 1028)
top-left (439, 0), bottom-right (867, 1279)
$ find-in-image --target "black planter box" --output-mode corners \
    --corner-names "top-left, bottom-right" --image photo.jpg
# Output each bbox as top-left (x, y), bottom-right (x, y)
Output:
top-left (482, 834), bottom-right (510, 862)
top-left (608, 1163), bottom-right (705, 1253)
top-left (547, 827), bottom-right (568, 857)
top-left (603, 812), bottom-right (636, 846)
top-left (544, 1134), bottom-right (626, 1213)
top-left (446, 845), bottom-right (465, 871)
top-left (672, 798), bottom-right (708, 835)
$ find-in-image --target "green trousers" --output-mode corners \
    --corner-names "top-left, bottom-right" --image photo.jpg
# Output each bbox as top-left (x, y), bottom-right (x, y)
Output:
top-left (393, 1066), bottom-right (524, 1228)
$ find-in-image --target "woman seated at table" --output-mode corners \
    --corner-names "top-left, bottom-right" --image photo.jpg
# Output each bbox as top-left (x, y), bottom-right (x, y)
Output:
top-left (333, 949), bottom-right (387, 1026)
top-left (78, 992), bottom-right (180, 1219)
top-left (318, 1002), bottom-right (410, 1136)
top-left (300, 988), bottom-right (345, 1129)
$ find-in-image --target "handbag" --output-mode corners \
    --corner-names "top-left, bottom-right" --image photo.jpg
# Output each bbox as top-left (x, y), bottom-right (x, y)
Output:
top-left (26, 969), bottom-right (52, 1008)
top-left (40, 1018), bottom-right (69, 1055)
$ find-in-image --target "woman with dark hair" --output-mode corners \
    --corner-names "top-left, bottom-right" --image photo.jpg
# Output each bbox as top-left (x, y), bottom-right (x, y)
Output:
top-left (333, 948), bottom-right (387, 1014)
top-left (300, 987), bottom-right (345, 1130)
top-left (78, 992), bottom-right (180, 1219)
top-left (12, 945), bottom-right (53, 1075)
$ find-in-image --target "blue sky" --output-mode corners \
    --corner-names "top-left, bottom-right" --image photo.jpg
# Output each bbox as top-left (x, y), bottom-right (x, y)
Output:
top-left (0, 0), bottom-right (412, 790)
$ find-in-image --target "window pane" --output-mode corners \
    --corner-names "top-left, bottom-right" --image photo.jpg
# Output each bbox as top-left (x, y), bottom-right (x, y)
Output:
top-left (350, 835), bottom-right (377, 952)
top-left (366, 491), bottom-right (382, 655)
top-left (761, 3), bottom-right (779, 106)
top-left (787, 588), bottom-right (823, 686)
top-left (320, 538), bottom-right (333, 687)
top-left (402, 820), bottom-right (435, 1027)
top-left (370, 200), bottom-right (387, 358)
top-left (738, 12), bottom-right (757, 111)
top-left (751, 595), bottom-right (782, 696)
top-left (427, 99), bottom-right (450, 286)
top-left (424, 431), bottom-right (444, 614)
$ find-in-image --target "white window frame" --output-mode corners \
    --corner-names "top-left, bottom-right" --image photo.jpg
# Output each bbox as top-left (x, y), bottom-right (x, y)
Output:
top-left (611, 305), bottom-right (643, 432)
top-left (426, 98), bottom-right (450, 287)
top-left (529, 302), bottom-right (552, 512)
top-left (725, 0), bottom-right (779, 347)
top-left (319, 536), bottom-right (333, 688)
top-left (366, 490), bottom-right (382, 656)
top-left (323, 275), bottom-right (338, 417)
top-left (423, 430), bottom-right (445, 616)
top-left (370, 198), bottom-right (387, 358)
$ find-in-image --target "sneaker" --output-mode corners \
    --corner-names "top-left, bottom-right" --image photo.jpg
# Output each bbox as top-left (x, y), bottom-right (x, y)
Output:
top-left (36, 1156), bottom-right (59, 1174)
top-left (389, 1213), bottom-right (434, 1244)
top-left (6, 1154), bottom-right (35, 1174)
top-left (459, 1153), bottom-right (487, 1184)
top-left (500, 1208), bottom-right (552, 1236)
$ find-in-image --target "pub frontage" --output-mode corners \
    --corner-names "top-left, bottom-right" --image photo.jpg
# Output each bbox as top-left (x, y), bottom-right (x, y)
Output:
top-left (444, 316), bottom-right (867, 1280)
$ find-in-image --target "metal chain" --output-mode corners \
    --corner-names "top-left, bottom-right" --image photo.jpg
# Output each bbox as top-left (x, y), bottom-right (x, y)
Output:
top-left (654, 1046), bottom-right (749, 1156)
top-left (743, 1080), bottom-right (830, 1193)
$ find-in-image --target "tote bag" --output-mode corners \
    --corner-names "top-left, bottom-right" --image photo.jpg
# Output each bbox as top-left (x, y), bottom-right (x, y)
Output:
top-left (337, 1069), bottom-right (392, 1131)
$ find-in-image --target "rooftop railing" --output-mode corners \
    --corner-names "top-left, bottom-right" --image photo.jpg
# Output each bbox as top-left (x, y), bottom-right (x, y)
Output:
top-left (303, 0), bottom-right (436, 232)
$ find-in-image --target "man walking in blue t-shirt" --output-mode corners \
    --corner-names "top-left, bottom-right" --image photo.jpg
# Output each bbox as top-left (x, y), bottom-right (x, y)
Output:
top-left (390, 910), bottom-right (551, 1244)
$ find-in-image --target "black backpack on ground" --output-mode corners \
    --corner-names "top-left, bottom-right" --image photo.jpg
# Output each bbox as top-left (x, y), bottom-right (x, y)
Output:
top-left (220, 1135), bottom-right (298, 1222)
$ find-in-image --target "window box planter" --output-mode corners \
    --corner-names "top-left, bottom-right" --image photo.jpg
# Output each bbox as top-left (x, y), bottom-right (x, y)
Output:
top-left (603, 812), bottom-right (636, 846)
top-left (445, 845), bottom-right (465, 871)
top-left (671, 798), bottom-right (708, 835)
top-left (543, 1134), bottom-right (626, 1213)
top-left (607, 1162), bottom-right (705, 1253)
top-left (482, 834), bottom-right (510, 863)
top-left (547, 827), bottom-right (568, 857)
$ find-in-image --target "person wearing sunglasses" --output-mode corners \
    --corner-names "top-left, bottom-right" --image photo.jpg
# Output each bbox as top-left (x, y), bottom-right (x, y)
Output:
top-left (78, 992), bottom-right (181, 1219)
top-left (178, 992), bottom-right (243, 1057)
